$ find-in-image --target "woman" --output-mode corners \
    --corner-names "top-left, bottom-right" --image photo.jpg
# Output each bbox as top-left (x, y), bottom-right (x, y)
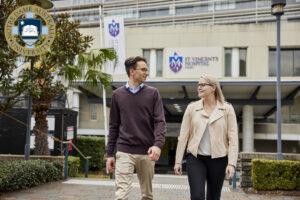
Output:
top-left (174, 75), bottom-right (238, 200)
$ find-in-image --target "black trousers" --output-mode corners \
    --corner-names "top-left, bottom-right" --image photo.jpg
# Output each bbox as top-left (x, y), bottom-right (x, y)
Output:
top-left (186, 154), bottom-right (227, 200)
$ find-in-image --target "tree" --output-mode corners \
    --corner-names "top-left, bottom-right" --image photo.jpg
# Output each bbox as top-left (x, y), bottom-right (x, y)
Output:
top-left (30, 13), bottom-right (116, 155)
top-left (0, 0), bottom-right (116, 155)
top-left (0, 0), bottom-right (30, 113)
top-left (77, 48), bottom-right (117, 88)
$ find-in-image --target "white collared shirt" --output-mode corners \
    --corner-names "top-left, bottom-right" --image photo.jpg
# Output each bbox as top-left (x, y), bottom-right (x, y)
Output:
top-left (125, 82), bottom-right (144, 94)
top-left (197, 107), bottom-right (217, 156)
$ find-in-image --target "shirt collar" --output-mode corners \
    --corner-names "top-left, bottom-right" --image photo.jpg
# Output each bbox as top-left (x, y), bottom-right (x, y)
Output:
top-left (125, 82), bottom-right (144, 89)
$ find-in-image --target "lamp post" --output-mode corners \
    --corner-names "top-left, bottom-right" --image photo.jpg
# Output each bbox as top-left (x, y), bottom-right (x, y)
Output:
top-left (23, 0), bottom-right (54, 160)
top-left (22, 0), bottom-right (53, 9)
top-left (271, 0), bottom-right (286, 160)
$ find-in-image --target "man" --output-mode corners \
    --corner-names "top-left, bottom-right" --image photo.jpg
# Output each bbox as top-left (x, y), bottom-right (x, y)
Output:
top-left (106, 56), bottom-right (166, 200)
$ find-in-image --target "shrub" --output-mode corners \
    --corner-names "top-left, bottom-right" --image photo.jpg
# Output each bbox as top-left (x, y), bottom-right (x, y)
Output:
top-left (252, 159), bottom-right (300, 191)
top-left (68, 156), bottom-right (80, 177)
top-left (0, 159), bottom-right (63, 192)
top-left (75, 136), bottom-right (105, 171)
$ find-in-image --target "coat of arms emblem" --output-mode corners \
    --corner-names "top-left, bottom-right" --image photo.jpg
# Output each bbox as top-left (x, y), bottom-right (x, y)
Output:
top-left (5, 5), bottom-right (55, 56)
top-left (18, 18), bottom-right (42, 47)
top-left (169, 52), bottom-right (183, 73)
top-left (108, 20), bottom-right (120, 37)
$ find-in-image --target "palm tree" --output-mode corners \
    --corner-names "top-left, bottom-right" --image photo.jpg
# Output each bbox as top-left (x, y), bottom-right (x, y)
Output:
top-left (76, 48), bottom-right (117, 88)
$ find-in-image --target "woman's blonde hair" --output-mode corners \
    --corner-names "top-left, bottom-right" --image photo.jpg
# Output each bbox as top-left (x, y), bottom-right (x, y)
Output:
top-left (199, 75), bottom-right (225, 104)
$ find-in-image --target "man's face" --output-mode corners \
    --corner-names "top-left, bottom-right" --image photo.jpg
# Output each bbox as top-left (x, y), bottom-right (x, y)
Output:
top-left (131, 61), bottom-right (149, 83)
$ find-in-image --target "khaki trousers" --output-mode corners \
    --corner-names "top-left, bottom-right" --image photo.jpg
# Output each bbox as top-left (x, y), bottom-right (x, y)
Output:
top-left (115, 151), bottom-right (155, 200)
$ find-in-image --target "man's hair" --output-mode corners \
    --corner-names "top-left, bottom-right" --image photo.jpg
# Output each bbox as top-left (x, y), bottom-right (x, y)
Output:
top-left (124, 56), bottom-right (147, 77)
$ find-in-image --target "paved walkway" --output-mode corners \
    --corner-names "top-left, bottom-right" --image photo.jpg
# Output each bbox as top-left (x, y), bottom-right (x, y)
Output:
top-left (0, 174), bottom-right (299, 200)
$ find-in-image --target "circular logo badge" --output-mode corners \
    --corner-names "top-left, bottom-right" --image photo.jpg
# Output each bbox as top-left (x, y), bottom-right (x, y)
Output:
top-left (5, 5), bottom-right (55, 57)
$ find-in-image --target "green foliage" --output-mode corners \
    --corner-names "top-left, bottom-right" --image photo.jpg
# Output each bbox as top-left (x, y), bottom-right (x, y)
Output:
top-left (26, 13), bottom-right (94, 101)
top-left (28, 13), bottom-right (94, 155)
top-left (252, 159), bottom-right (300, 191)
top-left (76, 48), bottom-right (117, 87)
top-left (297, 177), bottom-right (300, 190)
top-left (0, 7), bottom-right (116, 155)
top-left (0, 0), bottom-right (31, 112)
top-left (68, 156), bottom-right (80, 177)
top-left (0, 159), bottom-right (63, 192)
top-left (27, 14), bottom-right (115, 155)
top-left (75, 136), bottom-right (105, 171)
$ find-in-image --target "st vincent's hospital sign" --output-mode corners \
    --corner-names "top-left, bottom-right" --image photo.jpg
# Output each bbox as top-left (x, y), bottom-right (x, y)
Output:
top-left (5, 5), bottom-right (55, 57)
top-left (165, 47), bottom-right (222, 78)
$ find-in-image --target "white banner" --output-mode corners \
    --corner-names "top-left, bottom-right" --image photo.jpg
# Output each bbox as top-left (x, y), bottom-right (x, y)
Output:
top-left (103, 16), bottom-right (126, 75)
top-left (164, 47), bottom-right (223, 78)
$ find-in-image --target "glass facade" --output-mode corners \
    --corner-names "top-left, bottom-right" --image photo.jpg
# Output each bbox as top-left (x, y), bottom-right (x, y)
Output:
top-left (269, 49), bottom-right (300, 77)
top-left (90, 104), bottom-right (97, 120)
top-left (139, 8), bottom-right (169, 19)
top-left (156, 50), bottom-right (163, 77)
top-left (143, 49), bottom-right (164, 77)
top-left (224, 48), bottom-right (247, 77)
top-left (52, 0), bottom-right (300, 25)
top-left (225, 49), bottom-right (232, 77)
top-left (143, 49), bottom-right (151, 74)
top-left (105, 8), bottom-right (138, 19)
top-left (72, 10), bottom-right (100, 22)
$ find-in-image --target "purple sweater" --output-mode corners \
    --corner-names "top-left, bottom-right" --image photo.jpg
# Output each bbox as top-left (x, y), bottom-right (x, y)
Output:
top-left (106, 85), bottom-right (166, 157)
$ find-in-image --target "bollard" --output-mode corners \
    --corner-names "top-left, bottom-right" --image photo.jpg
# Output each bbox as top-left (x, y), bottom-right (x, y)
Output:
top-left (64, 142), bottom-right (68, 179)
top-left (232, 171), bottom-right (237, 189)
top-left (85, 158), bottom-right (89, 178)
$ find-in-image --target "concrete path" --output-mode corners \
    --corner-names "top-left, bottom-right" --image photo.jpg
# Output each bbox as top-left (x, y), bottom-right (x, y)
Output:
top-left (1, 174), bottom-right (299, 200)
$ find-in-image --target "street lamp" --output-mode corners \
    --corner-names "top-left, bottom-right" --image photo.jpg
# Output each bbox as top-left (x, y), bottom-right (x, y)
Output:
top-left (22, 0), bottom-right (53, 9)
top-left (271, 0), bottom-right (286, 160)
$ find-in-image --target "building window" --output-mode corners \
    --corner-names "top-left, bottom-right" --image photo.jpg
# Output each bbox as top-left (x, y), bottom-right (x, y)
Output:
top-left (139, 8), bottom-right (169, 18)
top-left (213, 1), bottom-right (236, 11)
top-left (156, 50), bottom-right (163, 77)
top-left (143, 49), bottom-right (164, 77)
top-left (269, 48), bottom-right (300, 76)
top-left (90, 104), bottom-right (97, 120)
top-left (224, 48), bottom-right (247, 77)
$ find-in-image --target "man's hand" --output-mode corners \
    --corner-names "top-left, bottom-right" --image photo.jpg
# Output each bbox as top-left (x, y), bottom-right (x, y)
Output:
top-left (174, 163), bottom-right (182, 175)
top-left (106, 157), bottom-right (115, 174)
top-left (226, 165), bottom-right (235, 179)
top-left (147, 146), bottom-right (161, 161)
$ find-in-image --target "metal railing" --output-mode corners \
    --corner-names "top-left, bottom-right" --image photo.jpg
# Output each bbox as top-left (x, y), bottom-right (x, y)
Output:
top-left (0, 109), bottom-right (91, 179)
top-left (63, 141), bottom-right (91, 179)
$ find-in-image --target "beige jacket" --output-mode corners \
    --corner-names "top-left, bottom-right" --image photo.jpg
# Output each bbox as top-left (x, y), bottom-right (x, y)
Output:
top-left (175, 99), bottom-right (239, 167)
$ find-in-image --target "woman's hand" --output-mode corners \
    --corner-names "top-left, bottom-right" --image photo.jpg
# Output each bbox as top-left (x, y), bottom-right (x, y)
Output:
top-left (174, 163), bottom-right (182, 175)
top-left (225, 165), bottom-right (235, 179)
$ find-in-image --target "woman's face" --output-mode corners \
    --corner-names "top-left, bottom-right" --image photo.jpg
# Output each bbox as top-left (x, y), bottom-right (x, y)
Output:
top-left (197, 78), bottom-right (216, 99)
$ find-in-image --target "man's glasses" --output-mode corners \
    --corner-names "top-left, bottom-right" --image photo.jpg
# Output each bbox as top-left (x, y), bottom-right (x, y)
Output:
top-left (135, 68), bottom-right (149, 72)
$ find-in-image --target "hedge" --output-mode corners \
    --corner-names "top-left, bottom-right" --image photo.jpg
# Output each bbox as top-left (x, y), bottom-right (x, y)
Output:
top-left (68, 156), bottom-right (80, 177)
top-left (75, 136), bottom-right (105, 171)
top-left (252, 159), bottom-right (300, 190)
top-left (0, 159), bottom-right (63, 192)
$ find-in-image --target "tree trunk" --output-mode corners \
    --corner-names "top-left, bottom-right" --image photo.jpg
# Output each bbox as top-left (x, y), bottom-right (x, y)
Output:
top-left (32, 99), bottom-right (50, 155)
